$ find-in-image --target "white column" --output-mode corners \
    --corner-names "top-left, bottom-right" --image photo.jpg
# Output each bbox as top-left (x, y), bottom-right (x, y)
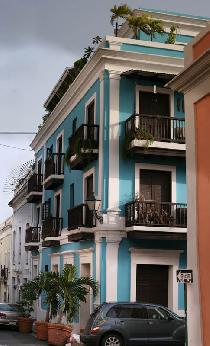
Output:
top-left (106, 233), bottom-right (122, 302)
top-left (98, 71), bottom-right (104, 201)
top-left (108, 73), bottom-right (120, 209)
top-left (95, 236), bottom-right (102, 305)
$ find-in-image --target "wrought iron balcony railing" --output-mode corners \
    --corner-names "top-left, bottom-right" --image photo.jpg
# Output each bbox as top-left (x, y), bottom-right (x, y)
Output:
top-left (68, 204), bottom-right (94, 230)
top-left (25, 226), bottom-right (41, 243)
top-left (42, 217), bottom-right (63, 239)
top-left (44, 153), bottom-right (65, 180)
top-left (125, 201), bottom-right (187, 228)
top-left (28, 173), bottom-right (43, 193)
top-left (68, 124), bottom-right (99, 157)
top-left (125, 114), bottom-right (185, 144)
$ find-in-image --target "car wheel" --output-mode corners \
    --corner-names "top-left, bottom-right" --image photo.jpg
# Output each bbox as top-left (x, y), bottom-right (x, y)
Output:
top-left (101, 333), bottom-right (123, 346)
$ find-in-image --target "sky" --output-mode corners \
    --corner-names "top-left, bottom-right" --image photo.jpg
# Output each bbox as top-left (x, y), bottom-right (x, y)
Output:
top-left (0, 0), bottom-right (210, 222)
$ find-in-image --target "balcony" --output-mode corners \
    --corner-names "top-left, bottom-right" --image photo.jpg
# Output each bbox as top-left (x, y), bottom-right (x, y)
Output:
top-left (25, 226), bottom-right (40, 251)
top-left (26, 173), bottom-right (43, 203)
top-left (125, 114), bottom-right (186, 157)
top-left (68, 204), bottom-right (95, 242)
top-left (42, 217), bottom-right (63, 247)
top-left (0, 266), bottom-right (8, 282)
top-left (68, 124), bottom-right (99, 170)
top-left (43, 153), bottom-right (65, 190)
top-left (125, 201), bottom-right (187, 240)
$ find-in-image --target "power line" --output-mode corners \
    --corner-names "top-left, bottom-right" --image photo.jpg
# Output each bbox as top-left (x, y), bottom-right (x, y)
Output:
top-left (0, 132), bottom-right (36, 135)
top-left (0, 143), bottom-right (32, 151)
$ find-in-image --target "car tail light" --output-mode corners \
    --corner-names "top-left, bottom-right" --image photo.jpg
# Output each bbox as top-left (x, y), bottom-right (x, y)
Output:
top-left (0, 312), bottom-right (6, 318)
top-left (90, 326), bottom-right (101, 335)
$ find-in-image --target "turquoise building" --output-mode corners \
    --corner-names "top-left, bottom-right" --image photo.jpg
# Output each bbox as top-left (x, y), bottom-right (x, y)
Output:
top-left (25, 8), bottom-right (209, 330)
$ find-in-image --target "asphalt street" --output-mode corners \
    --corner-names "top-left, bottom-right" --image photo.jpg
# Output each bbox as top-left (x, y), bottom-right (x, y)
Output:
top-left (0, 326), bottom-right (47, 346)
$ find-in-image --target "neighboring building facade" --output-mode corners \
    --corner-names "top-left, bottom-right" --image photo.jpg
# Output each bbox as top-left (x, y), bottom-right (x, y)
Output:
top-left (8, 176), bottom-right (35, 304)
top-left (169, 23), bottom-right (210, 346)
top-left (0, 217), bottom-right (12, 303)
top-left (25, 9), bottom-right (209, 329)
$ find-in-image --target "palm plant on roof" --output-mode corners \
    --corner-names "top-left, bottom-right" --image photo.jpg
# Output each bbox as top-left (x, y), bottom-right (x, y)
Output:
top-left (128, 14), bottom-right (150, 39)
top-left (165, 25), bottom-right (178, 44)
top-left (110, 4), bottom-right (132, 37)
top-left (147, 17), bottom-right (165, 41)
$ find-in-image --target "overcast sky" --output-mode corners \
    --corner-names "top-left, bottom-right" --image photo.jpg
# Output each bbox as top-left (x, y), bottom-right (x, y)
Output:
top-left (0, 0), bottom-right (210, 223)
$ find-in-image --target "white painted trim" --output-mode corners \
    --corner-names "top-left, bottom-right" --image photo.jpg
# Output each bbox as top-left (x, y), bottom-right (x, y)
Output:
top-left (83, 167), bottom-right (95, 203)
top-left (130, 139), bottom-right (186, 152)
top-left (126, 226), bottom-right (187, 233)
top-left (85, 92), bottom-right (96, 124)
top-left (63, 253), bottom-right (74, 266)
top-left (135, 85), bottom-right (174, 117)
top-left (108, 73), bottom-right (120, 209)
top-left (98, 72), bottom-right (104, 201)
top-left (54, 189), bottom-right (62, 218)
top-left (80, 250), bottom-right (94, 322)
top-left (51, 254), bottom-right (60, 272)
top-left (130, 248), bottom-right (181, 314)
top-left (135, 162), bottom-right (176, 203)
top-left (31, 48), bottom-right (184, 153)
top-left (36, 155), bottom-right (43, 174)
top-left (56, 130), bottom-right (64, 153)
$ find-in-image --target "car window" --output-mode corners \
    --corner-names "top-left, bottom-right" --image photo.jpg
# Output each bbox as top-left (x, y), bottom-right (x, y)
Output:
top-left (107, 305), bottom-right (147, 319)
top-left (147, 306), bottom-right (169, 320)
top-left (0, 304), bottom-right (19, 312)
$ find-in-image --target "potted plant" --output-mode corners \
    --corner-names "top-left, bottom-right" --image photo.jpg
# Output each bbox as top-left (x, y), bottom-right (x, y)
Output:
top-left (47, 265), bottom-right (98, 346)
top-left (18, 278), bottom-right (40, 333)
top-left (35, 271), bottom-right (60, 341)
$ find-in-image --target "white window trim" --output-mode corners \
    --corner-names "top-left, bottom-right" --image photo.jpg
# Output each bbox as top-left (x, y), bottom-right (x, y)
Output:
top-left (51, 254), bottom-right (60, 273)
top-left (85, 92), bottom-right (97, 124)
top-left (135, 85), bottom-right (174, 118)
top-left (83, 167), bottom-right (95, 203)
top-left (36, 155), bottom-right (43, 174)
top-left (130, 248), bottom-right (184, 315)
top-left (56, 130), bottom-right (64, 153)
top-left (54, 189), bottom-right (62, 218)
top-left (135, 163), bottom-right (176, 203)
top-left (80, 250), bottom-right (94, 315)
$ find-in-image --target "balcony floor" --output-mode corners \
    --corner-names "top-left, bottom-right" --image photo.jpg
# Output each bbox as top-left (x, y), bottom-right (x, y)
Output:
top-left (128, 139), bottom-right (186, 157)
top-left (26, 191), bottom-right (42, 203)
top-left (43, 175), bottom-right (64, 190)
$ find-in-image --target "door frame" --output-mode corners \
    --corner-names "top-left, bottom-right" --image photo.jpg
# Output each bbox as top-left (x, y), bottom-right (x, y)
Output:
top-left (85, 93), bottom-right (96, 124)
top-left (83, 167), bottom-right (95, 203)
top-left (135, 163), bottom-right (176, 203)
top-left (130, 248), bottom-right (184, 316)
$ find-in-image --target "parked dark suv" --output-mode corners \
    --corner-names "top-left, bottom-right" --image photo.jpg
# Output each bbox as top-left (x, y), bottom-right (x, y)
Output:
top-left (81, 302), bottom-right (185, 346)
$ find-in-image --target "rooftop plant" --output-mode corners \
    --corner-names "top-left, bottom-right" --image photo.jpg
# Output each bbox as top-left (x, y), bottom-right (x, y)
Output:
top-left (110, 4), bottom-right (132, 37)
top-left (128, 14), bottom-right (150, 39)
top-left (165, 25), bottom-right (178, 44)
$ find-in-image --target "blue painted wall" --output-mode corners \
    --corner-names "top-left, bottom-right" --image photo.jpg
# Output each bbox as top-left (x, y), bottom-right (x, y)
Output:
top-left (121, 43), bottom-right (184, 58)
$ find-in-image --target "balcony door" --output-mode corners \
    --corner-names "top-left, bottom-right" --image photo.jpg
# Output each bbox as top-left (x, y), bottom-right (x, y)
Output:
top-left (139, 91), bottom-right (170, 141)
top-left (140, 170), bottom-right (171, 203)
top-left (56, 135), bottom-right (63, 175)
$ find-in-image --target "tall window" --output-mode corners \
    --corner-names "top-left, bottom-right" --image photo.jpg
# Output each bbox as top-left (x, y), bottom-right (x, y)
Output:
top-left (85, 174), bottom-right (94, 201)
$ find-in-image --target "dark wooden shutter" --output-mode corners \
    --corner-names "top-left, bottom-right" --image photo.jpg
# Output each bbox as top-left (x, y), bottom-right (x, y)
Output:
top-left (87, 101), bottom-right (95, 125)
top-left (139, 91), bottom-right (170, 116)
top-left (136, 264), bottom-right (169, 307)
top-left (86, 174), bottom-right (93, 200)
top-left (42, 199), bottom-right (51, 220)
top-left (140, 170), bottom-right (171, 202)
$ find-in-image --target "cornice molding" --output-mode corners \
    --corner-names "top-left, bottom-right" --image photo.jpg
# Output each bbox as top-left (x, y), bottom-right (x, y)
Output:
top-left (31, 47), bottom-right (184, 152)
top-left (167, 49), bottom-right (210, 92)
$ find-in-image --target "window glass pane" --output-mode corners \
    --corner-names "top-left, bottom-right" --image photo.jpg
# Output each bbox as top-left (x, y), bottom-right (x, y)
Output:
top-left (70, 183), bottom-right (74, 209)
top-left (131, 307), bottom-right (148, 319)
top-left (147, 306), bottom-right (166, 320)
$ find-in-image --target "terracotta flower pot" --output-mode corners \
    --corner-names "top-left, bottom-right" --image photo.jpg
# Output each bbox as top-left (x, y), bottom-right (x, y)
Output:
top-left (18, 317), bottom-right (34, 333)
top-left (35, 321), bottom-right (48, 341)
top-left (48, 323), bottom-right (72, 346)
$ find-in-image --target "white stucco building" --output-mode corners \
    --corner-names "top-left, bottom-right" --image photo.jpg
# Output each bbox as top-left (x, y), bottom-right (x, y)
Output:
top-left (0, 217), bottom-right (12, 302)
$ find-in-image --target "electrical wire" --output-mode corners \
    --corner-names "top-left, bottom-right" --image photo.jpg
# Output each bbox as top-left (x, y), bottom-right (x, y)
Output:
top-left (0, 132), bottom-right (36, 135)
top-left (0, 143), bottom-right (32, 151)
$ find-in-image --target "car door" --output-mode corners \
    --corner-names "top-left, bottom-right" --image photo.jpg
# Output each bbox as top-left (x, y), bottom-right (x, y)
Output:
top-left (113, 304), bottom-right (149, 346)
top-left (146, 305), bottom-right (180, 344)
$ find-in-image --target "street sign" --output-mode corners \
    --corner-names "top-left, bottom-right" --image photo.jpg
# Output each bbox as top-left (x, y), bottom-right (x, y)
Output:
top-left (177, 270), bottom-right (193, 283)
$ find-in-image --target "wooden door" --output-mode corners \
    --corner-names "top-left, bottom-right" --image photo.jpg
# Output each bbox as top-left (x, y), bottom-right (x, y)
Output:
top-left (136, 264), bottom-right (169, 307)
top-left (85, 174), bottom-right (94, 201)
top-left (139, 91), bottom-right (170, 116)
top-left (140, 170), bottom-right (171, 202)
